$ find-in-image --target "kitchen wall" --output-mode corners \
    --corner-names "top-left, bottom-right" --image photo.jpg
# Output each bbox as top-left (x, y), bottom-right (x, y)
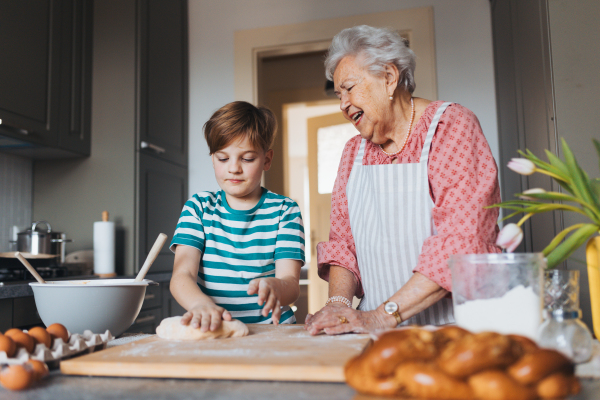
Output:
top-left (188, 0), bottom-right (498, 195)
top-left (0, 154), bottom-right (32, 252)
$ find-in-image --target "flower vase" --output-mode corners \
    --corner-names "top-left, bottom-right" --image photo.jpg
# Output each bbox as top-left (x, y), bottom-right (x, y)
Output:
top-left (587, 236), bottom-right (600, 339)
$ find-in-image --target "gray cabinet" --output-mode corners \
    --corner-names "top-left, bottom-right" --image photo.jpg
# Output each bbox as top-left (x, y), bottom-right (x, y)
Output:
top-left (135, 0), bottom-right (189, 273)
top-left (0, 0), bottom-right (92, 158)
top-left (138, 0), bottom-right (189, 167)
top-left (138, 154), bottom-right (188, 273)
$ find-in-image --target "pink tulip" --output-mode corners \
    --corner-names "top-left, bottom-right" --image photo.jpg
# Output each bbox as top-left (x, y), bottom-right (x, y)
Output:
top-left (496, 223), bottom-right (523, 252)
top-left (507, 158), bottom-right (536, 175)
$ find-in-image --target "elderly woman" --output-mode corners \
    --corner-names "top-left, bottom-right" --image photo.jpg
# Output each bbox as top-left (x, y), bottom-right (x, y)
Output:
top-left (305, 25), bottom-right (501, 335)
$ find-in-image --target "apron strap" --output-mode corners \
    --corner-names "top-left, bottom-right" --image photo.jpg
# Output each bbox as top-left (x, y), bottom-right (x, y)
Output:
top-left (354, 138), bottom-right (367, 166)
top-left (420, 102), bottom-right (452, 163)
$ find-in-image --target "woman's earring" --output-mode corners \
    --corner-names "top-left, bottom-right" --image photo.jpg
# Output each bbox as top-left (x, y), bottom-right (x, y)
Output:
top-left (389, 95), bottom-right (393, 100)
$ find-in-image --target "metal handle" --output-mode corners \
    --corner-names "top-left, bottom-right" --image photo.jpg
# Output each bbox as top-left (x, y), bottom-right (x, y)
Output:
top-left (31, 221), bottom-right (52, 232)
top-left (140, 141), bottom-right (166, 154)
top-left (144, 293), bottom-right (156, 301)
top-left (0, 119), bottom-right (29, 135)
top-left (134, 315), bottom-right (156, 325)
top-left (51, 238), bottom-right (73, 243)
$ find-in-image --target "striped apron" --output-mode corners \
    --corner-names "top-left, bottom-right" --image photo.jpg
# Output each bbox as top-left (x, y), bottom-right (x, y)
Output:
top-left (347, 102), bottom-right (455, 326)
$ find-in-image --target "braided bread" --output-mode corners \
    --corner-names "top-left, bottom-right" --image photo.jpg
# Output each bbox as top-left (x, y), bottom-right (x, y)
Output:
top-left (344, 326), bottom-right (580, 400)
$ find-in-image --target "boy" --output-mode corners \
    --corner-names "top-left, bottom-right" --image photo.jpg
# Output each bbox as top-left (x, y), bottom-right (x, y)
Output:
top-left (170, 101), bottom-right (305, 332)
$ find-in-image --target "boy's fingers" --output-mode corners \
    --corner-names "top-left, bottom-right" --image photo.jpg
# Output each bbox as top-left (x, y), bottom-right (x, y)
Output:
top-left (200, 313), bottom-right (211, 332)
top-left (247, 279), bottom-right (259, 295)
top-left (257, 280), bottom-right (271, 306)
top-left (222, 310), bottom-right (232, 321)
top-left (262, 293), bottom-right (277, 317)
top-left (181, 312), bottom-right (192, 325)
top-left (190, 314), bottom-right (201, 329)
top-left (272, 300), bottom-right (282, 325)
top-left (210, 310), bottom-right (222, 331)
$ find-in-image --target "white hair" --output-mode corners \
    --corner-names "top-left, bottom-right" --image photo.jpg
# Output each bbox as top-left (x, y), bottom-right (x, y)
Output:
top-left (325, 25), bottom-right (416, 94)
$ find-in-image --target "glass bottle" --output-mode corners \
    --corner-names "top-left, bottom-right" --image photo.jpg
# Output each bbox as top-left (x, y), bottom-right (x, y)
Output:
top-left (538, 269), bottom-right (593, 363)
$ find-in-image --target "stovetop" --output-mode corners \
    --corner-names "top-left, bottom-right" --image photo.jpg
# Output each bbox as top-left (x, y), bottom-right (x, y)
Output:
top-left (0, 257), bottom-right (92, 283)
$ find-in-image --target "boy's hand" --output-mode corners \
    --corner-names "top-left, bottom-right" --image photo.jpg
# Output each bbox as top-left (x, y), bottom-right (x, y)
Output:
top-left (180, 302), bottom-right (232, 332)
top-left (247, 278), bottom-right (283, 324)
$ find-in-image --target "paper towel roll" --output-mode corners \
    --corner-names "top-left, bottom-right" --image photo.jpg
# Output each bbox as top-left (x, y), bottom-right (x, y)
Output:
top-left (93, 221), bottom-right (115, 276)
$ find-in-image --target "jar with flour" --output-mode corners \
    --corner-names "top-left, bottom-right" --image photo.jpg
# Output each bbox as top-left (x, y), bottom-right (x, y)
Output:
top-left (449, 253), bottom-right (545, 340)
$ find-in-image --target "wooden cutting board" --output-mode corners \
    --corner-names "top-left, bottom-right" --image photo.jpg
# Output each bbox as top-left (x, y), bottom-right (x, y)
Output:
top-left (60, 324), bottom-right (371, 382)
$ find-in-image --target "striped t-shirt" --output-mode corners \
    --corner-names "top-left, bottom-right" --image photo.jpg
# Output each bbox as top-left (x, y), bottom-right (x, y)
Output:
top-left (170, 188), bottom-right (305, 324)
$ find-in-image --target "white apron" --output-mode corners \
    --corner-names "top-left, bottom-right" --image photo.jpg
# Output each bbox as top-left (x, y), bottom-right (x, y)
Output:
top-left (346, 102), bottom-right (455, 326)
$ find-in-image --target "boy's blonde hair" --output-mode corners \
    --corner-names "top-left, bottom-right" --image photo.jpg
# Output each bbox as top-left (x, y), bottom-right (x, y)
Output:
top-left (203, 101), bottom-right (277, 154)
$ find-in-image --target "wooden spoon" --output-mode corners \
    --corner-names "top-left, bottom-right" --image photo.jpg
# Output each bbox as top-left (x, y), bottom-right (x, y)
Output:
top-left (15, 252), bottom-right (46, 284)
top-left (135, 233), bottom-right (168, 281)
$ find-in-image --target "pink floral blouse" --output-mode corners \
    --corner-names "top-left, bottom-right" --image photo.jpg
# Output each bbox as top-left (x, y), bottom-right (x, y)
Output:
top-left (316, 101), bottom-right (502, 298)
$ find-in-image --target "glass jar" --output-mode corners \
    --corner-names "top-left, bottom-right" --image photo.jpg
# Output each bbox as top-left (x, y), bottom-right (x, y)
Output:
top-left (449, 253), bottom-right (545, 340)
top-left (538, 269), bottom-right (593, 363)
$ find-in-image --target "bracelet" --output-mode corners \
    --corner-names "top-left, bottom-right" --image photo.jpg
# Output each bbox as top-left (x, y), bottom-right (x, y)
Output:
top-left (325, 296), bottom-right (352, 308)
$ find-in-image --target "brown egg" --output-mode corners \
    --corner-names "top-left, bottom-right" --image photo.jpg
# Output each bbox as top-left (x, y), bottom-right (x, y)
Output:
top-left (25, 360), bottom-right (49, 380)
top-left (27, 327), bottom-right (52, 348)
top-left (0, 365), bottom-right (34, 391)
top-left (46, 323), bottom-right (69, 344)
top-left (0, 334), bottom-right (16, 357)
top-left (4, 329), bottom-right (35, 353)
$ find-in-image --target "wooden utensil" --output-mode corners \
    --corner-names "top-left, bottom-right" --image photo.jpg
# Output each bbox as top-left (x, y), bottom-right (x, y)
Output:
top-left (135, 233), bottom-right (168, 281)
top-left (15, 252), bottom-right (46, 284)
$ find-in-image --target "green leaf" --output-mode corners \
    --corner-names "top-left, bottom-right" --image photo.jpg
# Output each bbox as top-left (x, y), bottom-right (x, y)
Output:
top-left (521, 203), bottom-right (589, 217)
top-left (593, 139), bottom-right (600, 172)
top-left (561, 138), bottom-right (599, 220)
top-left (545, 149), bottom-right (570, 177)
top-left (500, 209), bottom-right (527, 222)
top-left (545, 224), bottom-right (599, 268)
top-left (592, 179), bottom-right (600, 202)
top-left (522, 191), bottom-right (600, 222)
top-left (542, 223), bottom-right (584, 256)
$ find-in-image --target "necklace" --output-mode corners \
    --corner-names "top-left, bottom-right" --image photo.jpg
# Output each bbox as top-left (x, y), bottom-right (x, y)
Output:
top-left (379, 97), bottom-right (414, 156)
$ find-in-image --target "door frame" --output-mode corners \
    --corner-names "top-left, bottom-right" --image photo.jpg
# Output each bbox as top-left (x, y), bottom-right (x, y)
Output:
top-left (234, 7), bottom-right (438, 104)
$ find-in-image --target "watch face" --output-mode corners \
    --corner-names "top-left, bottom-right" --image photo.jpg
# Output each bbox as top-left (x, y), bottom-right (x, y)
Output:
top-left (384, 301), bottom-right (398, 314)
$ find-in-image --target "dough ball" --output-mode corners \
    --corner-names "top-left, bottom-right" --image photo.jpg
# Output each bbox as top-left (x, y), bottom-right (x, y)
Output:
top-left (156, 316), bottom-right (249, 340)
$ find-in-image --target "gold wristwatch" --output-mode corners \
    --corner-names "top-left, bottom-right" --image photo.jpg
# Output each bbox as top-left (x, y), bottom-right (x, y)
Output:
top-left (383, 300), bottom-right (403, 325)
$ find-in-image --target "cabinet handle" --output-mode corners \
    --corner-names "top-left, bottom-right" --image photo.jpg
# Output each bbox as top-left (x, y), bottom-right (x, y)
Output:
top-left (134, 315), bottom-right (156, 324)
top-left (140, 141), bottom-right (166, 154)
top-left (144, 293), bottom-right (156, 301)
top-left (0, 120), bottom-right (29, 135)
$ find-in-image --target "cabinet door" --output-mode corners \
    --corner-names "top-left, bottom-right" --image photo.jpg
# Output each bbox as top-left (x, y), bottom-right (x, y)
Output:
top-left (57, 0), bottom-right (93, 156)
top-left (0, 0), bottom-right (62, 145)
top-left (138, 153), bottom-right (188, 273)
top-left (138, 0), bottom-right (188, 167)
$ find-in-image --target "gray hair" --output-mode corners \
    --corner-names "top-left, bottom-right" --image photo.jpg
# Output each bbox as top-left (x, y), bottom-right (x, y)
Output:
top-left (325, 25), bottom-right (416, 94)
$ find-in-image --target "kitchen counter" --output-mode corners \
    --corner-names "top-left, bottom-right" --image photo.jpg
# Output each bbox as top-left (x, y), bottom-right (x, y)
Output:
top-left (1, 334), bottom-right (600, 400)
top-left (0, 371), bottom-right (598, 400)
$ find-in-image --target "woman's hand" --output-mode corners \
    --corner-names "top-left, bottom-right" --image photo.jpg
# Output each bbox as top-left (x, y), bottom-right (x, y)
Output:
top-left (305, 303), bottom-right (395, 335)
top-left (247, 278), bottom-right (285, 324)
top-left (180, 302), bottom-right (232, 332)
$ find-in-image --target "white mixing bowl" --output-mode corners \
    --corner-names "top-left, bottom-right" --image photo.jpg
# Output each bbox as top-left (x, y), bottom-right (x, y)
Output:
top-left (30, 279), bottom-right (158, 337)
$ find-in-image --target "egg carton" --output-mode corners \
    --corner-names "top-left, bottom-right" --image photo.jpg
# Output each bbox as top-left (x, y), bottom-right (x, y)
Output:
top-left (0, 330), bottom-right (114, 369)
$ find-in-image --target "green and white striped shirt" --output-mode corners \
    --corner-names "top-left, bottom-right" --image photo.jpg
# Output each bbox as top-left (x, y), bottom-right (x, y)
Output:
top-left (170, 188), bottom-right (305, 324)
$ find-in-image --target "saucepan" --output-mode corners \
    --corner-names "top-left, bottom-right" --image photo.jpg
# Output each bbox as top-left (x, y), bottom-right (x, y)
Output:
top-left (16, 221), bottom-right (72, 263)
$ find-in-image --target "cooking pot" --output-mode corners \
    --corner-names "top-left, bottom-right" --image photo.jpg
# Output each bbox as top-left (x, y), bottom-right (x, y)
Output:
top-left (17, 221), bottom-right (72, 263)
